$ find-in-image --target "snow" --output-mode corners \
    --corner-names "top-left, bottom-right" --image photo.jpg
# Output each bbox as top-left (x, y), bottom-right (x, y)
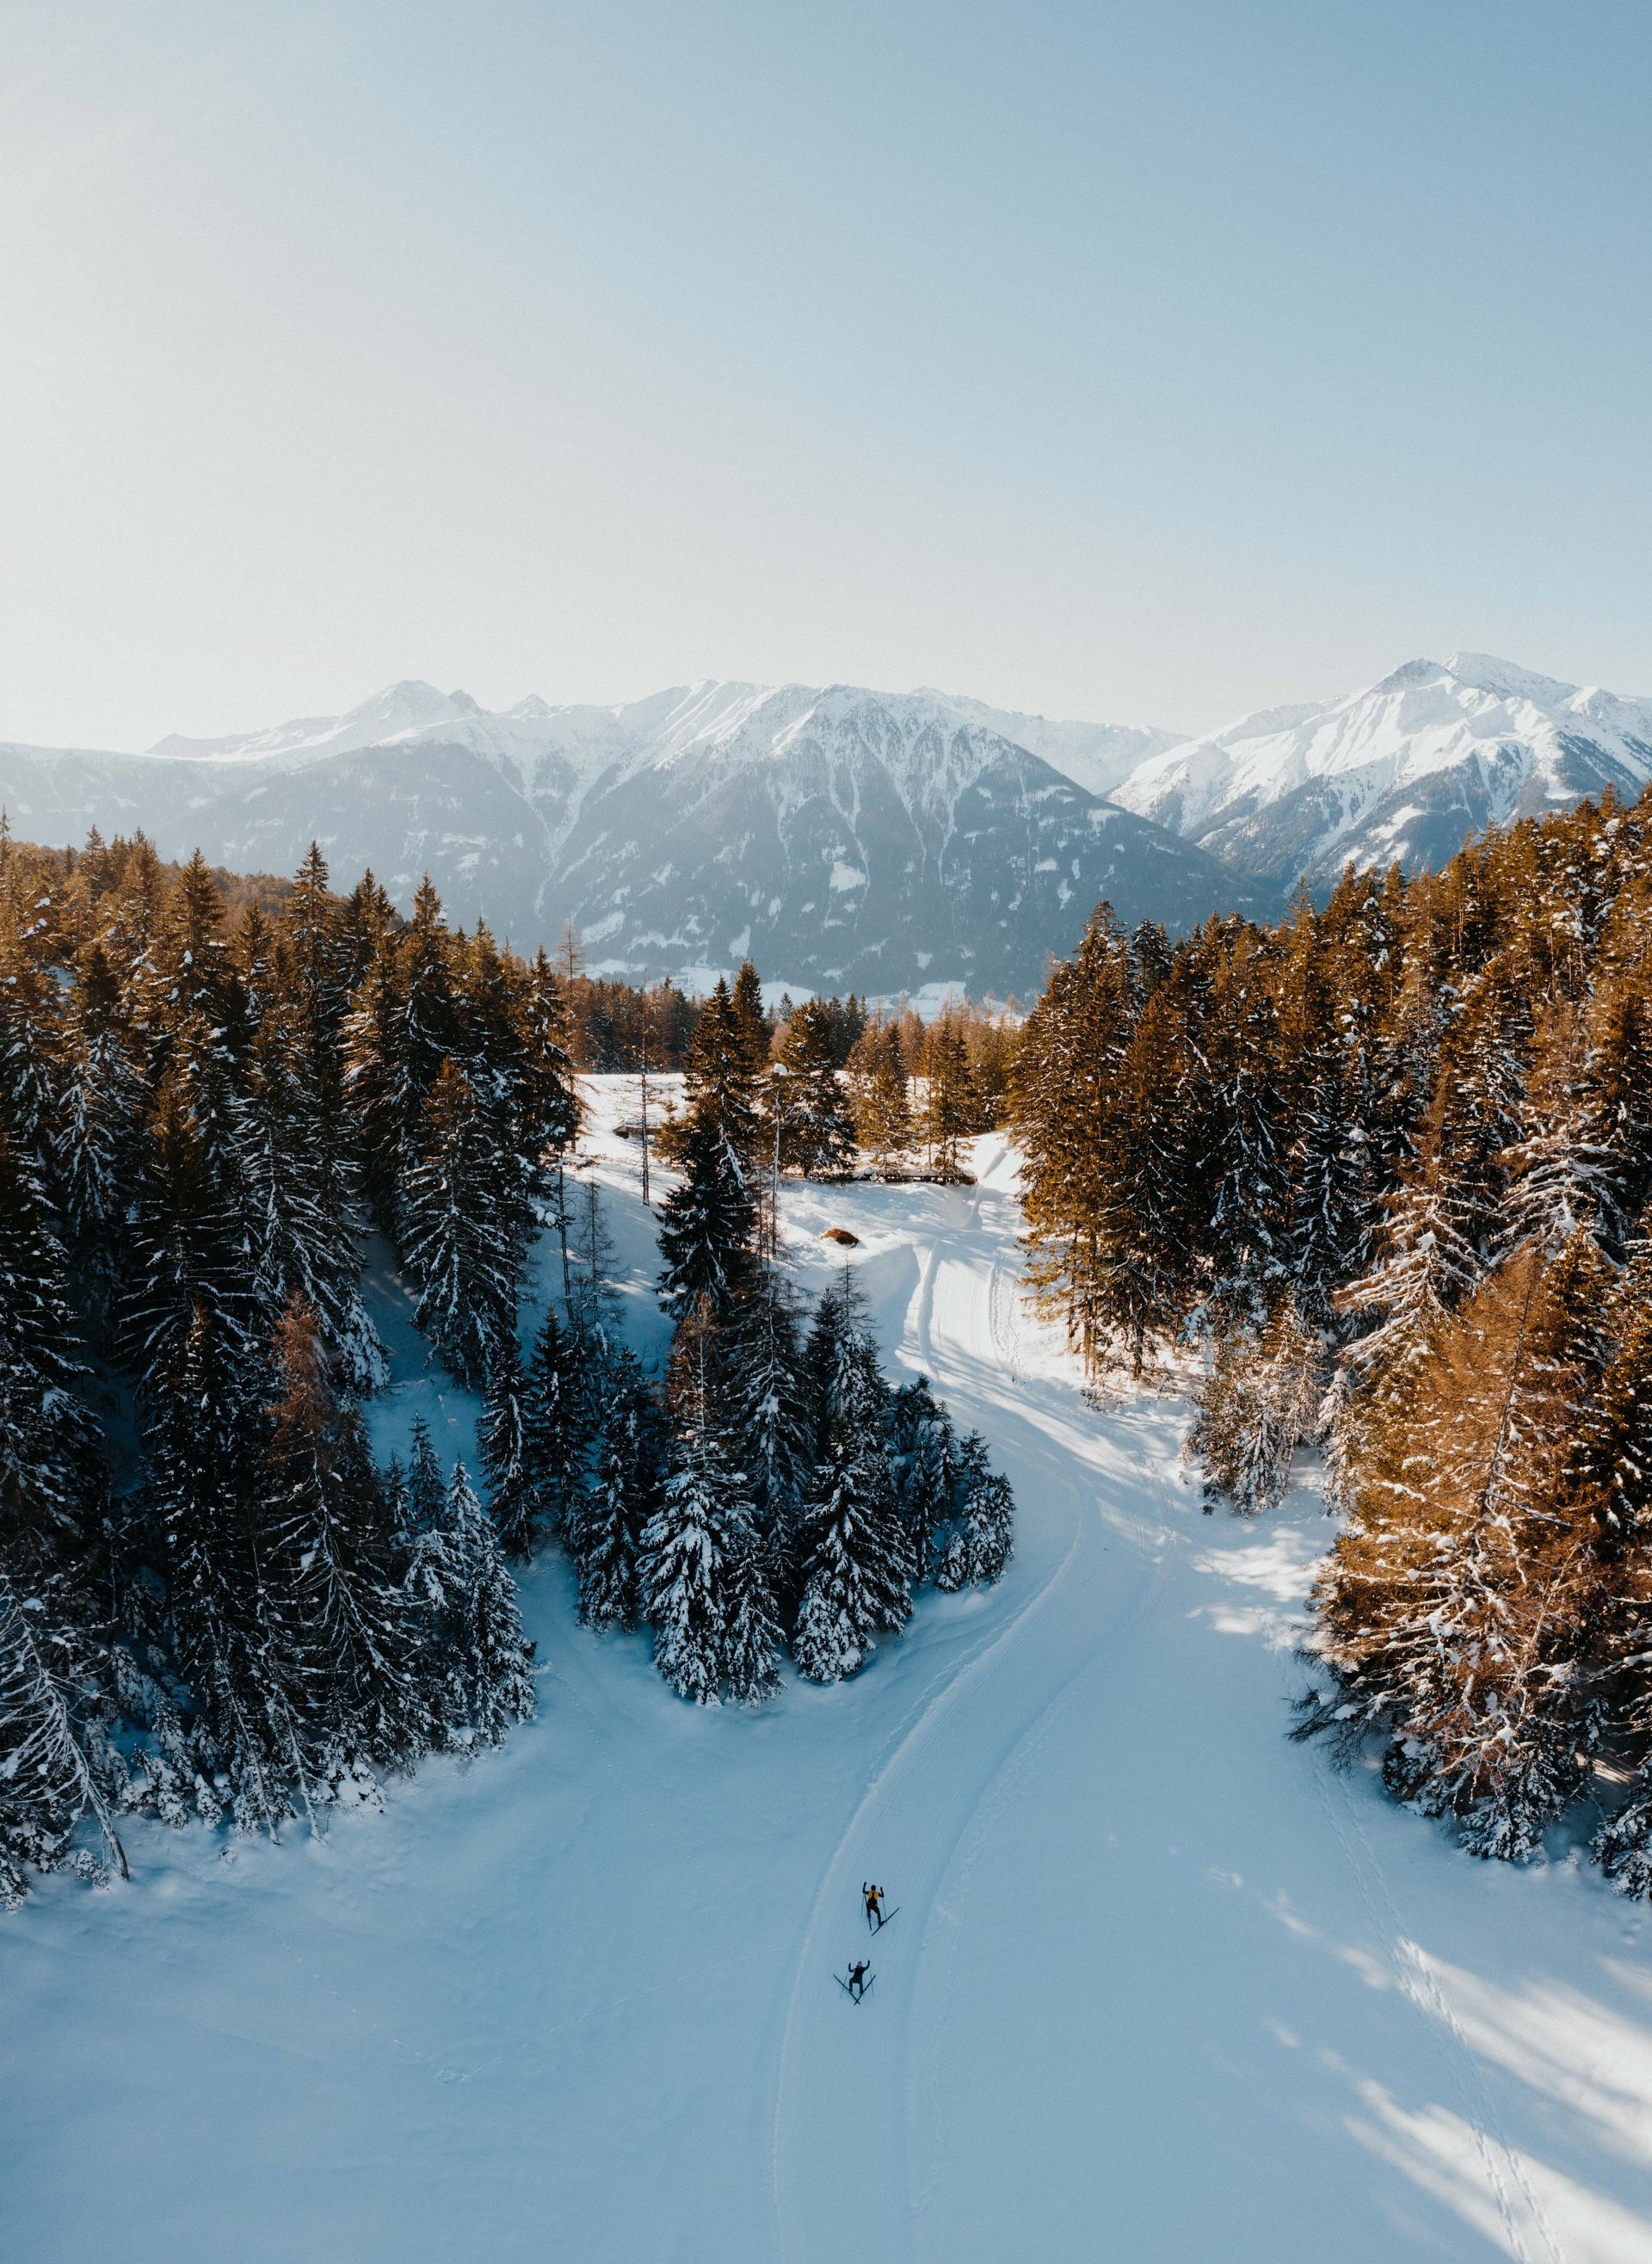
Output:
top-left (6, 1083), bottom-right (1652, 2260)
top-left (1111, 653), bottom-right (1652, 870)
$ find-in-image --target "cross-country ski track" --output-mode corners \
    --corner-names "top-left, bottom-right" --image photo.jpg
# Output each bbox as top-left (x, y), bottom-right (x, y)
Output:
top-left (6, 1085), bottom-right (1652, 2261)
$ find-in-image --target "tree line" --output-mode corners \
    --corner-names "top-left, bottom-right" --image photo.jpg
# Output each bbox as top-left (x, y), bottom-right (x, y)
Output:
top-left (1012, 786), bottom-right (1652, 1884)
top-left (0, 829), bottom-right (1014, 1905)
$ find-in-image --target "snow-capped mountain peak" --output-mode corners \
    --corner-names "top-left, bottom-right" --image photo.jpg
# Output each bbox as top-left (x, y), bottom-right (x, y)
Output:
top-left (1111, 651), bottom-right (1652, 885)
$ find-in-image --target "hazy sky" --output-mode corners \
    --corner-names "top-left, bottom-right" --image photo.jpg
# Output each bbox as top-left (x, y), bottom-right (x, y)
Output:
top-left (3, 1), bottom-right (1649, 750)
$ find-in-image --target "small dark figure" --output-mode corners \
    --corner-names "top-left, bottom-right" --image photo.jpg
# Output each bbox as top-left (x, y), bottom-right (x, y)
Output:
top-left (863, 1881), bottom-right (885, 1928)
top-left (847, 1959), bottom-right (871, 2001)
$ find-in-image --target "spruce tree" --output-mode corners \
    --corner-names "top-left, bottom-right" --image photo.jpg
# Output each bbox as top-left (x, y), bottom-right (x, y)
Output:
top-left (479, 1335), bottom-right (535, 1556)
top-left (891, 1376), bottom-right (959, 1581)
top-left (399, 1059), bottom-right (521, 1388)
top-left (0, 1127), bottom-right (105, 1563)
top-left (638, 1300), bottom-right (760, 1703)
top-left (422, 1462), bottom-right (537, 1745)
top-left (520, 1304), bottom-right (593, 1543)
top-left (568, 1348), bottom-right (663, 1631)
top-left (847, 1021), bottom-right (914, 1172)
top-left (656, 1111), bottom-right (758, 1316)
top-left (933, 1433), bottom-right (1016, 1589)
top-left (723, 1272), bottom-right (812, 1607)
top-left (777, 999), bottom-right (857, 1178)
top-left (0, 1563), bottom-right (128, 1906)
top-left (793, 1316), bottom-right (910, 1681)
top-left (261, 1299), bottom-right (422, 1784)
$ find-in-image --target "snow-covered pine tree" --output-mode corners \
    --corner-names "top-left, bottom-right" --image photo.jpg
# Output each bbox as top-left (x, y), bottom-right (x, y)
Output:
top-left (776, 998), bottom-right (857, 1179)
top-left (721, 1522), bottom-right (783, 1705)
top-left (261, 1298), bottom-right (425, 1786)
top-left (1287, 1054), bottom-right (1379, 1327)
top-left (932, 1431), bottom-right (1016, 1589)
top-left (656, 1109), bottom-right (759, 1317)
top-left (0, 1126), bottom-right (105, 1564)
top-left (847, 1021), bottom-right (914, 1173)
top-left (1196, 943), bottom-right (1291, 1334)
top-left (58, 940), bottom-right (148, 1332)
top-left (680, 976), bottom-right (763, 1164)
top-left (399, 1058), bottom-right (522, 1388)
top-left (425, 1462), bottom-right (537, 1745)
top-left (120, 1072), bottom-right (258, 1392)
top-left (479, 1333), bottom-right (536, 1557)
top-left (890, 1376), bottom-right (958, 1583)
top-left (0, 1561), bottom-right (128, 1906)
top-left (145, 1303), bottom-right (300, 1837)
top-left (243, 1006), bottom-right (385, 1394)
top-left (722, 1270), bottom-right (811, 1607)
top-left (793, 1315), bottom-right (910, 1681)
top-left (520, 1303), bottom-right (594, 1545)
top-left (1088, 978), bottom-right (1197, 1371)
top-left (637, 1298), bottom-right (760, 1703)
top-left (1188, 1297), bottom-right (1323, 1515)
top-left (568, 1347), bottom-right (663, 1631)
top-left (1299, 1237), bottom-right (1610, 1859)
top-left (919, 1015), bottom-right (978, 1178)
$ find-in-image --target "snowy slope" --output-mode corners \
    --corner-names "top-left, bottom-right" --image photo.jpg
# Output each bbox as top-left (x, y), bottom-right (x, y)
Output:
top-left (0, 682), bottom-right (1260, 996)
top-left (1112, 652), bottom-right (1652, 887)
top-left (5, 1083), bottom-right (1652, 2262)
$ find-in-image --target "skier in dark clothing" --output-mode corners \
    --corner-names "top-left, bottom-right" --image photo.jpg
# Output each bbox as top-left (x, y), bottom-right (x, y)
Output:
top-left (863, 1882), bottom-right (885, 1929)
top-left (847, 1959), bottom-right (871, 2001)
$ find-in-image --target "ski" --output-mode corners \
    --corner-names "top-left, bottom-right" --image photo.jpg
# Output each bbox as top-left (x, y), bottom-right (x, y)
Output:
top-left (835, 1973), bottom-right (876, 2004)
top-left (867, 1905), bottom-right (900, 1933)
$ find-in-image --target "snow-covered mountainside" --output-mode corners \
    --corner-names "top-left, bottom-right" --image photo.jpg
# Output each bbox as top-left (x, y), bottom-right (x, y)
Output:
top-left (1112, 651), bottom-right (1652, 887)
top-left (6, 1085), bottom-right (1649, 2263)
top-left (0, 682), bottom-right (1255, 998)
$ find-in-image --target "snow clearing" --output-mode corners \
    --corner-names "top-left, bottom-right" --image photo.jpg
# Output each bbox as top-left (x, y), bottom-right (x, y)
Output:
top-left (5, 1080), bottom-right (1652, 2261)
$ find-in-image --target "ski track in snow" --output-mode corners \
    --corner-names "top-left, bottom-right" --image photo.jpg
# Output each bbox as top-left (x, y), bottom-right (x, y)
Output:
top-left (9, 1088), bottom-right (1652, 2261)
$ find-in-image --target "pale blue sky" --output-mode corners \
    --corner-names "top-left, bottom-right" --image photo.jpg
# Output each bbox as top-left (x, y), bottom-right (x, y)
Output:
top-left (3, 1), bottom-right (1648, 746)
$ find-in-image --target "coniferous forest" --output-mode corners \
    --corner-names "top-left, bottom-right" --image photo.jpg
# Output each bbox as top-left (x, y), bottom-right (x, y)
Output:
top-left (1012, 786), bottom-right (1652, 1885)
top-left (0, 830), bottom-right (1014, 1907)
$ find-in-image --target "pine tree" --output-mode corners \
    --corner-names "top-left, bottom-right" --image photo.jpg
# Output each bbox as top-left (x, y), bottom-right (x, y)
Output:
top-left (721, 1523), bottom-right (783, 1705)
top-left (1189, 1299), bottom-right (1323, 1515)
top-left (656, 1110), bottom-right (759, 1316)
top-left (399, 1059), bottom-right (521, 1388)
top-left (933, 1433), bottom-right (1016, 1589)
top-left (793, 1314), bottom-right (910, 1681)
top-left (723, 1273), bottom-right (811, 1605)
top-left (847, 1021), bottom-right (914, 1173)
top-left (520, 1304), bottom-right (593, 1544)
top-left (777, 999), bottom-right (857, 1178)
top-left (147, 1304), bottom-right (299, 1837)
top-left (568, 1348), bottom-right (662, 1631)
top-left (422, 1463), bottom-right (537, 1745)
top-left (891, 1376), bottom-right (959, 1580)
top-left (58, 941), bottom-right (147, 1330)
top-left (120, 1074), bottom-right (259, 1403)
top-left (730, 958), bottom-right (771, 1072)
top-left (261, 1299), bottom-right (423, 1785)
top-left (479, 1335), bottom-right (535, 1556)
top-left (919, 1015), bottom-right (978, 1178)
top-left (243, 1007), bottom-right (384, 1393)
top-left (0, 1562), bottom-right (128, 1906)
top-left (0, 1127), bottom-right (105, 1562)
top-left (638, 1300), bottom-right (759, 1702)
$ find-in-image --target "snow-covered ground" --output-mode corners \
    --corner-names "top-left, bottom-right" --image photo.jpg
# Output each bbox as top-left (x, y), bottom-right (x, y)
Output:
top-left (6, 1082), bottom-right (1652, 2262)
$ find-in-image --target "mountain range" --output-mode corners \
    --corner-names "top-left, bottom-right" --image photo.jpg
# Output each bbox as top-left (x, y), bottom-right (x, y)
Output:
top-left (1, 651), bottom-right (1645, 998)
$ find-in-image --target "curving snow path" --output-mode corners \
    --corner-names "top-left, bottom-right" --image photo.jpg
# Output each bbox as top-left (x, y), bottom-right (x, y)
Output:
top-left (6, 1089), bottom-right (1652, 2261)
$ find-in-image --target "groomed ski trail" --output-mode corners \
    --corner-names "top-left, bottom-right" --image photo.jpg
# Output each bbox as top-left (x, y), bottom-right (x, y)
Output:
top-left (770, 1140), bottom-right (1178, 2264)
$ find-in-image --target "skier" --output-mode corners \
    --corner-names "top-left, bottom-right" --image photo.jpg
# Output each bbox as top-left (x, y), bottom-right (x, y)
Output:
top-left (847, 1959), bottom-right (871, 2001)
top-left (863, 1881), bottom-right (885, 1929)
